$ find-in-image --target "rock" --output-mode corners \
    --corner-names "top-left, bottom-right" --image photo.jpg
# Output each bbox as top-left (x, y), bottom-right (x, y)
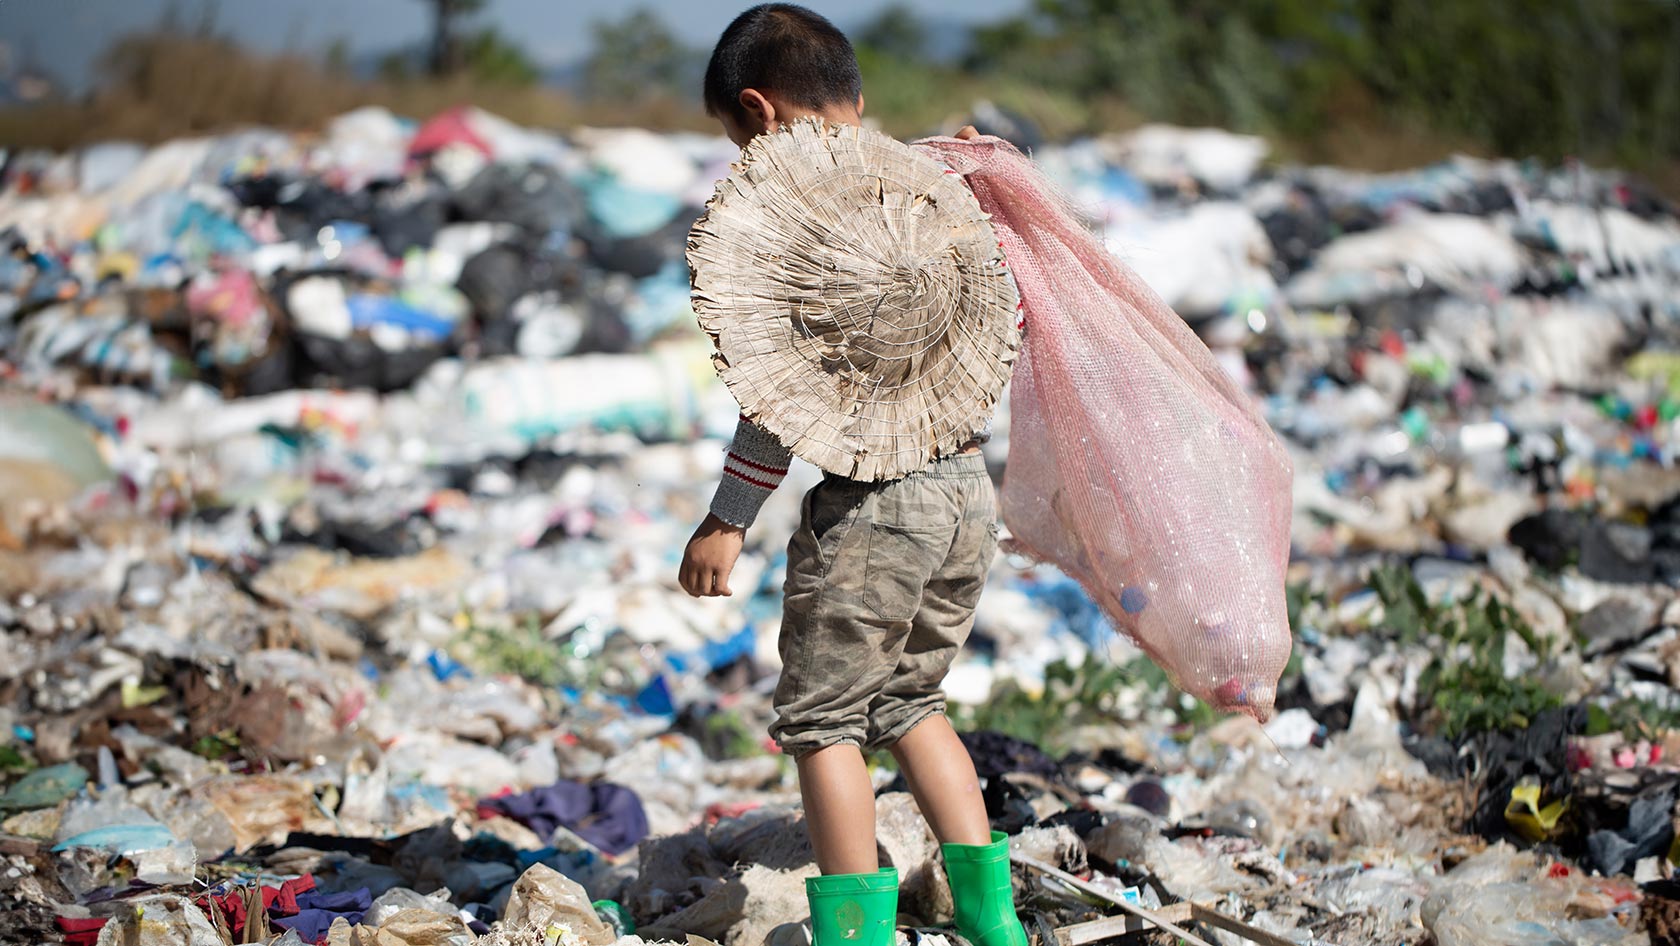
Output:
top-left (707, 807), bottom-right (813, 870)
top-left (626, 807), bottom-right (821, 945)
top-left (1508, 509), bottom-right (1587, 571)
top-left (874, 792), bottom-right (952, 923)
top-left (725, 866), bottom-right (819, 946)
top-left (1443, 491), bottom-right (1537, 550)
top-left (1579, 520), bottom-right (1654, 584)
top-left (1009, 824), bottom-right (1086, 876)
top-left (642, 864), bottom-right (815, 946)
top-left (624, 823), bottom-right (729, 920)
top-left (1333, 796), bottom-right (1388, 848)
top-left (1086, 814), bottom-right (1163, 867)
top-left (1578, 595), bottom-right (1660, 655)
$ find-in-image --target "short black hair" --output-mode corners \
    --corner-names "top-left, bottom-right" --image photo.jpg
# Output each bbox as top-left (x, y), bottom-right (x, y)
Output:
top-left (703, 4), bottom-right (862, 122)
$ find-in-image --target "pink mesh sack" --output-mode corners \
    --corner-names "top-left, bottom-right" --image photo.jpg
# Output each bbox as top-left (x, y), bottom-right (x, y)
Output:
top-left (915, 135), bottom-right (1295, 720)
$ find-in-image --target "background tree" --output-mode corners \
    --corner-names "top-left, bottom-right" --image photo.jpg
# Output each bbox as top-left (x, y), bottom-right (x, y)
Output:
top-left (323, 37), bottom-right (352, 76)
top-left (404, 0), bottom-right (536, 85)
top-left (460, 27), bottom-right (539, 85)
top-left (856, 4), bottom-right (928, 62)
top-left (421, 0), bottom-right (487, 77)
top-left (583, 10), bottom-right (696, 103)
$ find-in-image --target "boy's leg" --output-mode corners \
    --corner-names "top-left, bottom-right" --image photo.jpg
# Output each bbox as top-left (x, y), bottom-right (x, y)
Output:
top-left (888, 714), bottom-right (991, 846)
top-left (867, 461), bottom-right (1026, 946)
top-left (797, 744), bottom-right (880, 875)
top-left (866, 456), bottom-right (999, 844)
top-left (773, 478), bottom-right (952, 874)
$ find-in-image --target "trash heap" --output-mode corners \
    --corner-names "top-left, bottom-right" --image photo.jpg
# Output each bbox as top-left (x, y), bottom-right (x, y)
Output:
top-left (1, 111), bottom-right (1679, 945)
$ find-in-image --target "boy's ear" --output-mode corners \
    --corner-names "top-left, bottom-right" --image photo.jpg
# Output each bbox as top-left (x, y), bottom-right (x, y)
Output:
top-left (856, 94), bottom-right (865, 118)
top-left (738, 88), bottom-right (776, 132)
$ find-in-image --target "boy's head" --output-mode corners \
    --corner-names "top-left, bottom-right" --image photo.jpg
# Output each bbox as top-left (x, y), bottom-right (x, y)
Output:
top-left (704, 4), bottom-right (864, 147)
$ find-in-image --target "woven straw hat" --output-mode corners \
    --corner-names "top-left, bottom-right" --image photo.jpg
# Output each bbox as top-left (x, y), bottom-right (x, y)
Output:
top-left (688, 119), bottom-right (1021, 481)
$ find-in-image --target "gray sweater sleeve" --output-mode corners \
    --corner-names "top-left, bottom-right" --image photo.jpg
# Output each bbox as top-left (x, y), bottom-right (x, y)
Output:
top-left (709, 416), bottom-right (794, 529)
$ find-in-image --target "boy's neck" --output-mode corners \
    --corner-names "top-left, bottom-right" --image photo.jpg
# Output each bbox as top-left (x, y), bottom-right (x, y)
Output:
top-left (778, 103), bottom-right (862, 131)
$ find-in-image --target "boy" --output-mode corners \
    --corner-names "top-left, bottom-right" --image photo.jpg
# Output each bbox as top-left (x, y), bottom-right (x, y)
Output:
top-left (678, 6), bottom-right (1027, 946)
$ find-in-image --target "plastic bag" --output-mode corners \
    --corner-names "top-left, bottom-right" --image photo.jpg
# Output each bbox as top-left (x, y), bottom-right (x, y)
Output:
top-left (365, 887), bottom-right (458, 928)
top-left (356, 908), bottom-right (476, 945)
top-left (1422, 880), bottom-right (1643, 946)
top-left (1419, 845), bottom-right (1645, 946)
top-left (0, 762), bottom-right (88, 812)
top-left (913, 134), bottom-right (1294, 718)
top-left (498, 863), bottom-right (617, 946)
top-left (92, 894), bottom-right (224, 946)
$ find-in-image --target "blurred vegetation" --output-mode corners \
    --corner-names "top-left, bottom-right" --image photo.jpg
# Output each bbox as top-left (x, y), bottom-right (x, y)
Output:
top-left (964, 0), bottom-right (1679, 169)
top-left (0, 30), bottom-right (703, 152)
top-left (0, 0), bottom-right (1676, 190)
top-left (1369, 564), bottom-right (1565, 739)
top-left (950, 654), bottom-right (1235, 753)
top-left (581, 10), bottom-right (703, 112)
top-left (951, 563), bottom-right (1674, 754)
top-left (413, 0), bottom-right (490, 77)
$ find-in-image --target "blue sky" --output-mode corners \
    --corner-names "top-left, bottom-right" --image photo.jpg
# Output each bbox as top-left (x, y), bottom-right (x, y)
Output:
top-left (0, 0), bottom-right (1029, 92)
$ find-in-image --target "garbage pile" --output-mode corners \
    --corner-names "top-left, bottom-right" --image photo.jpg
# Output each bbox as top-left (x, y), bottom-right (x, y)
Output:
top-left (1, 110), bottom-right (1679, 945)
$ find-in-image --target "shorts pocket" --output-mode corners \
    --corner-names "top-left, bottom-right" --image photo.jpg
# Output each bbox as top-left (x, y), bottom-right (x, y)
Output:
top-left (979, 519), bottom-right (1001, 567)
top-left (810, 483), bottom-right (868, 574)
top-left (863, 523), bottom-right (953, 621)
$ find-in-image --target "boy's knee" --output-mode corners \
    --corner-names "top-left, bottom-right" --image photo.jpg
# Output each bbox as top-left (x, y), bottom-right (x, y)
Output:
top-left (864, 701), bottom-right (946, 754)
top-left (770, 715), bottom-right (867, 758)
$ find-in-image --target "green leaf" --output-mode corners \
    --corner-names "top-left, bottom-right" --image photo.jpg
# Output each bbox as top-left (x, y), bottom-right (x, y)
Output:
top-left (0, 745), bottom-right (32, 774)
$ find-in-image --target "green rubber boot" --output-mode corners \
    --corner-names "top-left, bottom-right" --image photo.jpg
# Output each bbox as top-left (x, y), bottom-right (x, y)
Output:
top-left (942, 832), bottom-right (1027, 946)
top-left (806, 867), bottom-right (899, 946)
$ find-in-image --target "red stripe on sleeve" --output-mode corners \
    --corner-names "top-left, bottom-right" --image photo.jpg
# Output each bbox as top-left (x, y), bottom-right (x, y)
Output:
top-left (724, 467), bottom-right (781, 490)
top-left (727, 452), bottom-right (788, 476)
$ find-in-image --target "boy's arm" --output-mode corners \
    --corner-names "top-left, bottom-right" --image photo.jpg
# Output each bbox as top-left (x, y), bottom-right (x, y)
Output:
top-left (709, 415), bottom-right (792, 529)
top-left (679, 416), bottom-right (793, 597)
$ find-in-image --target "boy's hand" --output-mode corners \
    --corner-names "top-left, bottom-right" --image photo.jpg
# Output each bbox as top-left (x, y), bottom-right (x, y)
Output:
top-left (680, 513), bottom-right (745, 597)
top-left (955, 125), bottom-right (980, 140)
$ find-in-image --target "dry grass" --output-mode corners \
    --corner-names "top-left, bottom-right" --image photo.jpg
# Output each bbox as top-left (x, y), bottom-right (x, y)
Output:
top-left (0, 33), bottom-right (714, 151)
top-left (0, 32), bottom-right (1673, 199)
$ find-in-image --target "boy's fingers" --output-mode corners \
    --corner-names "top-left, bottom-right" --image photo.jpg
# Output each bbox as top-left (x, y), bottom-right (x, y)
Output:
top-left (956, 125), bottom-right (979, 140)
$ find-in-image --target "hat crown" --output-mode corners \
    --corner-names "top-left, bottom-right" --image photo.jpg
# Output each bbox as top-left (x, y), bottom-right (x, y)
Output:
top-left (689, 119), bottom-right (1020, 480)
top-left (804, 243), bottom-right (961, 389)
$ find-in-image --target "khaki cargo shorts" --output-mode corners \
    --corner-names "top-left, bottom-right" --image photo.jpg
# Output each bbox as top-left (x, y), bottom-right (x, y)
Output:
top-left (770, 452), bottom-right (999, 756)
